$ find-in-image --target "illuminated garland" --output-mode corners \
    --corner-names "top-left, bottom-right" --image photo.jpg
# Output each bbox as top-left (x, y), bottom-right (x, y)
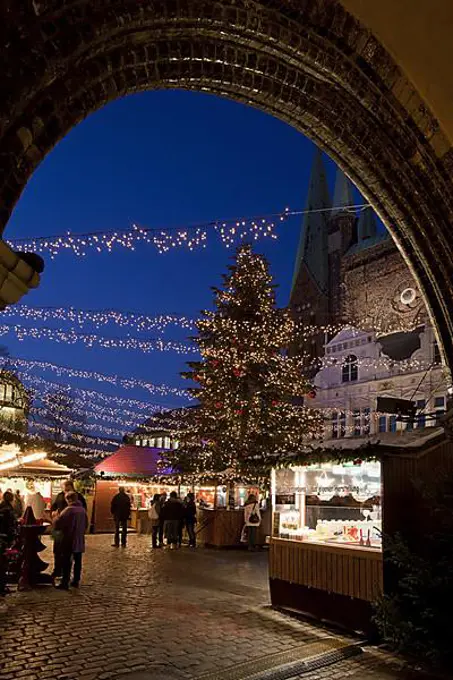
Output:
top-left (30, 407), bottom-right (128, 439)
top-left (0, 305), bottom-right (195, 333)
top-left (6, 212), bottom-right (285, 258)
top-left (0, 423), bottom-right (111, 458)
top-left (0, 323), bottom-right (194, 355)
top-left (20, 373), bottom-right (172, 412)
top-left (4, 356), bottom-right (191, 399)
top-left (0, 307), bottom-right (426, 342)
top-left (30, 419), bottom-right (120, 446)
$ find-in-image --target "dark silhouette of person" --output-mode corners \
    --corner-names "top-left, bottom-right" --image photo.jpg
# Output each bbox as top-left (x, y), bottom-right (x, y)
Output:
top-left (110, 487), bottom-right (131, 547)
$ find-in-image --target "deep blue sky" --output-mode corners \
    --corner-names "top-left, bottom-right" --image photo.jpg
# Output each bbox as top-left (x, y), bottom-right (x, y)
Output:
top-left (2, 90), bottom-right (365, 438)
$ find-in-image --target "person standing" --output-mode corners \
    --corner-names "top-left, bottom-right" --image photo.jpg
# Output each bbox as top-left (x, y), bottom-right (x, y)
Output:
top-left (148, 494), bottom-right (162, 548)
top-left (160, 492), bottom-right (184, 549)
top-left (12, 490), bottom-right (23, 519)
top-left (158, 491), bottom-right (167, 547)
top-left (244, 494), bottom-right (261, 551)
top-left (0, 491), bottom-right (17, 596)
top-left (52, 480), bottom-right (87, 513)
top-left (53, 492), bottom-right (88, 590)
top-left (51, 480), bottom-right (87, 581)
top-left (185, 493), bottom-right (197, 548)
top-left (110, 487), bottom-right (131, 548)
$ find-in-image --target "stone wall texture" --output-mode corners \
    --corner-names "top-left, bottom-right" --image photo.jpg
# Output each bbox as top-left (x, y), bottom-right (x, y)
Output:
top-left (1, 0), bottom-right (453, 371)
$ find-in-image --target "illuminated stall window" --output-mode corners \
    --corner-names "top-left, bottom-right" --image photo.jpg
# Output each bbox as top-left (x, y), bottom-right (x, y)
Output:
top-left (272, 461), bottom-right (382, 551)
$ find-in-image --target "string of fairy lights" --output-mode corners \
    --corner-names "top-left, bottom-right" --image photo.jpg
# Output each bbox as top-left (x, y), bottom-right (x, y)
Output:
top-left (4, 356), bottom-right (191, 399)
top-left (0, 323), bottom-right (193, 354)
top-left (6, 204), bottom-right (371, 259)
top-left (0, 302), bottom-right (426, 346)
top-left (0, 305), bottom-right (195, 333)
top-left (0, 318), bottom-right (439, 372)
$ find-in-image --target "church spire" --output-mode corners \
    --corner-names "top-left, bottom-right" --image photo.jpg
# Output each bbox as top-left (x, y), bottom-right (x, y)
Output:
top-left (332, 166), bottom-right (355, 215)
top-left (291, 147), bottom-right (330, 297)
top-left (357, 206), bottom-right (377, 240)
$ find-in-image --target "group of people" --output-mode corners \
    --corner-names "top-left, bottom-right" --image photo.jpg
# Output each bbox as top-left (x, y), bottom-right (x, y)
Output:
top-left (0, 487), bottom-right (40, 520)
top-left (110, 488), bottom-right (197, 549)
top-left (110, 487), bottom-right (262, 550)
top-left (0, 480), bottom-right (89, 595)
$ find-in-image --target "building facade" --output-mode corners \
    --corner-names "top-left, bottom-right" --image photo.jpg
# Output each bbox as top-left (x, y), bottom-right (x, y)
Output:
top-left (0, 369), bottom-right (29, 434)
top-left (291, 150), bottom-right (447, 440)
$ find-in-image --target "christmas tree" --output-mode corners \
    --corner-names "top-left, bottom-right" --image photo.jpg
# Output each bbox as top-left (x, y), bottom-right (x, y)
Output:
top-left (173, 244), bottom-right (322, 477)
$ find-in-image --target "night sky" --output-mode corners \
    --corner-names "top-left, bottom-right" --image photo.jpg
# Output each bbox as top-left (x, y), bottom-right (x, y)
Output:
top-left (1, 90), bottom-right (365, 440)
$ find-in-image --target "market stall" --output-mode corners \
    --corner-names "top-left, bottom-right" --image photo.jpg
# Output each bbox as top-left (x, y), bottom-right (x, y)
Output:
top-left (93, 445), bottom-right (268, 545)
top-left (0, 445), bottom-right (72, 518)
top-left (269, 426), bottom-right (450, 633)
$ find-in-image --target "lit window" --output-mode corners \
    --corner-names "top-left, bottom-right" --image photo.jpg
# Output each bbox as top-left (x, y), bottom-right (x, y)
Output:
top-left (156, 437), bottom-right (163, 448)
top-left (416, 399), bottom-right (426, 428)
top-left (342, 355), bottom-right (358, 383)
top-left (135, 439), bottom-right (141, 447)
top-left (164, 436), bottom-right (171, 449)
top-left (378, 416), bottom-right (387, 433)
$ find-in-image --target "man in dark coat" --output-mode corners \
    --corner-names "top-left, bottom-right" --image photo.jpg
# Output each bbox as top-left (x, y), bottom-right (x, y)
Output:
top-left (160, 492), bottom-right (185, 549)
top-left (110, 487), bottom-right (131, 548)
top-left (51, 480), bottom-right (87, 513)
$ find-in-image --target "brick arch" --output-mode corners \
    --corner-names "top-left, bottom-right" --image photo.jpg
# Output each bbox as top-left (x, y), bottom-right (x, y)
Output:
top-left (2, 0), bottom-right (453, 375)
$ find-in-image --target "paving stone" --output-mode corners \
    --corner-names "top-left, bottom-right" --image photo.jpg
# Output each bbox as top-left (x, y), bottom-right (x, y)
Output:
top-left (0, 534), bottom-right (428, 680)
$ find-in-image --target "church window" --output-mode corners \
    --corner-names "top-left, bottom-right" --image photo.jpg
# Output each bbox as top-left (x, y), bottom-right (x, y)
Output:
top-left (342, 355), bottom-right (358, 383)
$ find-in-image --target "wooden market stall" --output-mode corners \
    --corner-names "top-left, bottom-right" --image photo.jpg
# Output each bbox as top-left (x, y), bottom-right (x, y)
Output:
top-left (0, 445), bottom-right (72, 519)
top-left (269, 426), bottom-right (450, 633)
top-left (93, 445), bottom-right (269, 545)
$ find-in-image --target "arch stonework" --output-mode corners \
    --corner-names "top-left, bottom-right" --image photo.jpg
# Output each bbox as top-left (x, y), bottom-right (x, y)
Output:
top-left (1, 0), bottom-right (453, 375)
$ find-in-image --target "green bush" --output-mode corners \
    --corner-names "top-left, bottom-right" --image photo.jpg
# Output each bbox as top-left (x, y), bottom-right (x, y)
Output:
top-left (373, 473), bottom-right (453, 668)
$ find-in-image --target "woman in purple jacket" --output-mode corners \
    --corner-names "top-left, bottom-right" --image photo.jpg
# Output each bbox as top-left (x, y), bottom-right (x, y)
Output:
top-left (53, 491), bottom-right (88, 590)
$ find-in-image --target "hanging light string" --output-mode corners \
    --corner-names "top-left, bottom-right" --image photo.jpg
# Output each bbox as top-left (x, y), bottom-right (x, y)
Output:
top-left (19, 373), bottom-right (175, 412)
top-left (6, 204), bottom-right (371, 258)
top-left (1, 305), bottom-right (423, 342)
top-left (3, 356), bottom-right (191, 399)
top-left (0, 323), bottom-right (194, 355)
top-left (0, 305), bottom-right (196, 333)
top-left (0, 423), bottom-right (112, 458)
top-left (0, 320), bottom-right (441, 373)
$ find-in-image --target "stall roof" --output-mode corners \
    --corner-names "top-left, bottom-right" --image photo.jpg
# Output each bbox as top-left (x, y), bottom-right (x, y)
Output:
top-left (3, 457), bottom-right (72, 478)
top-left (315, 426), bottom-right (444, 451)
top-left (94, 445), bottom-right (172, 477)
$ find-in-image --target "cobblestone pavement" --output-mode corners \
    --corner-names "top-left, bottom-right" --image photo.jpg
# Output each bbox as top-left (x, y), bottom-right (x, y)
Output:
top-left (0, 535), bottom-right (433, 680)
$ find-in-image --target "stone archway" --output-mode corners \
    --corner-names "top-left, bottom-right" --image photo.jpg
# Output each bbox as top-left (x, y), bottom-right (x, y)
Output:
top-left (1, 1), bottom-right (453, 376)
